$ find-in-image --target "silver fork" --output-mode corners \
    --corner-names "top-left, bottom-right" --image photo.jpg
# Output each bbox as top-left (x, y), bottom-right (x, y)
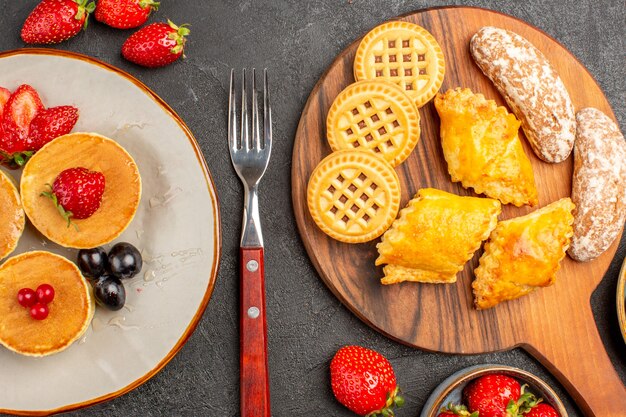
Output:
top-left (228, 68), bottom-right (272, 417)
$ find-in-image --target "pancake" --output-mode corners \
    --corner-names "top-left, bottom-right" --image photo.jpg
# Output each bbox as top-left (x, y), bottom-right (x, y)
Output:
top-left (0, 251), bottom-right (95, 356)
top-left (20, 132), bottom-right (142, 249)
top-left (0, 169), bottom-right (25, 260)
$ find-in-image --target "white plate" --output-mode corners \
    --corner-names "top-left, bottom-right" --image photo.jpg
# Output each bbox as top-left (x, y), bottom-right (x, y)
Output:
top-left (0, 49), bottom-right (221, 415)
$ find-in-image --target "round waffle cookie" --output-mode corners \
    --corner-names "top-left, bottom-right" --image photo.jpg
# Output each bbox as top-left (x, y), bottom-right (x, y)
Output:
top-left (354, 21), bottom-right (445, 108)
top-left (307, 149), bottom-right (401, 243)
top-left (326, 80), bottom-right (420, 167)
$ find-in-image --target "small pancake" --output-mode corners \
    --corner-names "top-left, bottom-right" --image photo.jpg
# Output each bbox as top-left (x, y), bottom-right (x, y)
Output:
top-left (354, 21), bottom-right (445, 108)
top-left (326, 80), bottom-right (420, 167)
top-left (0, 169), bottom-right (25, 260)
top-left (307, 149), bottom-right (401, 243)
top-left (0, 251), bottom-right (95, 357)
top-left (21, 132), bottom-right (141, 249)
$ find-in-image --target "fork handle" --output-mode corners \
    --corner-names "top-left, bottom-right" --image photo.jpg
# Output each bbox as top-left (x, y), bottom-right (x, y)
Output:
top-left (240, 247), bottom-right (271, 417)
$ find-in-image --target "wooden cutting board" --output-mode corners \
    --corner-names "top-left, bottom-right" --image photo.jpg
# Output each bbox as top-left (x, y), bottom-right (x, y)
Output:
top-left (291, 6), bottom-right (625, 417)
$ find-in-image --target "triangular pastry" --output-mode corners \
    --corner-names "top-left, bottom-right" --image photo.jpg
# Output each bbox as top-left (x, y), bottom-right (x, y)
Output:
top-left (473, 198), bottom-right (575, 309)
top-left (434, 88), bottom-right (538, 207)
top-left (376, 188), bottom-right (501, 284)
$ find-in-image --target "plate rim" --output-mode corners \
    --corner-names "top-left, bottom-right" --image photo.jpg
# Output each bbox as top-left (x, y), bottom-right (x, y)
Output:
top-left (0, 47), bottom-right (222, 416)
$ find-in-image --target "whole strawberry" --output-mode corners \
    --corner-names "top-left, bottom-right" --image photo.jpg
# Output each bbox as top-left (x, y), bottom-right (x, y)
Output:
top-left (330, 345), bottom-right (404, 416)
top-left (463, 374), bottom-right (521, 417)
top-left (21, 0), bottom-right (96, 44)
top-left (122, 20), bottom-right (190, 68)
top-left (525, 403), bottom-right (559, 417)
top-left (95, 0), bottom-right (159, 29)
top-left (28, 106), bottom-right (79, 150)
top-left (42, 167), bottom-right (106, 225)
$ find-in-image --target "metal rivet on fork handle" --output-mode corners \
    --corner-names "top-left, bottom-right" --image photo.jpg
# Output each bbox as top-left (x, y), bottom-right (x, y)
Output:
top-left (246, 260), bottom-right (259, 272)
top-left (247, 307), bottom-right (260, 319)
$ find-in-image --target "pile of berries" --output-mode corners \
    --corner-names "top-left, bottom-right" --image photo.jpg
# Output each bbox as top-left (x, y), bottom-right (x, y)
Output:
top-left (17, 284), bottom-right (55, 320)
top-left (437, 374), bottom-right (560, 417)
top-left (77, 242), bottom-right (143, 311)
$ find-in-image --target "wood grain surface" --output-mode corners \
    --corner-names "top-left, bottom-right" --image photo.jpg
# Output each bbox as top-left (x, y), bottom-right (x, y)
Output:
top-left (291, 6), bottom-right (625, 417)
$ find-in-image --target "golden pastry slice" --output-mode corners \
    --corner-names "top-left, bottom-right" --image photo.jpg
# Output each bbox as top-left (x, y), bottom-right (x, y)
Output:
top-left (327, 80), bottom-right (420, 167)
top-left (20, 132), bottom-right (142, 249)
top-left (473, 198), bottom-right (575, 309)
top-left (307, 149), bottom-right (401, 243)
top-left (434, 88), bottom-right (538, 207)
top-left (0, 169), bottom-right (25, 260)
top-left (354, 21), bottom-right (445, 108)
top-left (0, 251), bottom-right (95, 357)
top-left (376, 188), bottom-right (501, 284)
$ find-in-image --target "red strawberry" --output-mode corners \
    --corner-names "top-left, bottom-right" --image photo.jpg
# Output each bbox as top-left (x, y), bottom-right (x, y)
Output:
top-left (41, 167), bottom-right (105, 225)
top-left (463, 374), bottom-right (521, 417)
top-left (1, 85), bottom-right (44, 166)
top-left (28, 106), bottom-right (79, 150)
top-left (437, 403), bottom-right (478, 417)
top-left (2, 85), bottom-right (44, 139)
top-left (95, 0), bottom-right (159, 29)
top-left (525, 403), bottom-right (559, 417)
top-left (0, 87), bottom-right (11, 118)
top-left (330, 345), bottom-right (403, 416)
top-left (122, 20), bottom-right (190, 68)
top-left (21, 0), bottom-right (96, 44)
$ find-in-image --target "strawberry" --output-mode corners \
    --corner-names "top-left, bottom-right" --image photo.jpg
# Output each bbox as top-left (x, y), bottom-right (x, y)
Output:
top-left (1, 85), bottom-right (44, 166)
top-left (463, 374), bottom-right (521, 417)
top-left (525, 403), bottom-right (559, 417)
top-left (0, 87), bottom-right (11, 118)
top-left (330, 345), bottom-right (404, 416)
top-left (21, 0), bottom-right (96, 45)
top-left (95, 0), bottom-right (159, 29)
top-left (28, 106), bottom-right (79, 150)
top-left (122, 20), bottom-right (190, 68)
top-left (41, 167), bottom-right (105, 225)
top-left (437, 403), bottom-right (478, 417)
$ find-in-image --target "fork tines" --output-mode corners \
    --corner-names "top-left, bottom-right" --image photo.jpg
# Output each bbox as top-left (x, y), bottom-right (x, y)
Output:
top-left (228, 68), bottom-right (272, 154)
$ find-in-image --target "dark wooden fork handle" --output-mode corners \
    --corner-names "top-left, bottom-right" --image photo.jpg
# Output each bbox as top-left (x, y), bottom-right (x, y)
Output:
top-left (240, 247), bottom-right (270, 417)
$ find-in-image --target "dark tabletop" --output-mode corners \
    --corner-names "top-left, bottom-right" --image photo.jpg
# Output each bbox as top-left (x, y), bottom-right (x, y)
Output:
top-left (0, 1), bottom-right (624, 416)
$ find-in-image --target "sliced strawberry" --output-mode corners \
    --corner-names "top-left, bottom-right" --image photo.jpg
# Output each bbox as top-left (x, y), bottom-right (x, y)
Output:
top-left (28, 106), bottom-right (79, 150)
top-left (0, 87), bottom-right (11, 118)
top-left (2, 84), bottom-right (44, 140)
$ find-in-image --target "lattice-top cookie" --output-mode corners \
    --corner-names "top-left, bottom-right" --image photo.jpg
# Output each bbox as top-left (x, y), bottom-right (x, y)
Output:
top-left (307, 149), bottom-right (401, 243)
top-left (326, 80), bottom-right (420, 167)
top-left (354, 21), bottom-right (445, 108)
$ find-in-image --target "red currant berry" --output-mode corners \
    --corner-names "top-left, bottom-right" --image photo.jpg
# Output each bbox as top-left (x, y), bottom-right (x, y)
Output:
top-left (36, 284), bottom-right (55, 304)
top-left (17, 288), bottom-right (37, 307)
top-left (30, 303), bottom-right (49, 320)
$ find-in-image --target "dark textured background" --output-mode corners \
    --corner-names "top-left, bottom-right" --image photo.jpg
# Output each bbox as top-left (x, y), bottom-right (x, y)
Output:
top-left (0, 1), bottom-right (624, 416)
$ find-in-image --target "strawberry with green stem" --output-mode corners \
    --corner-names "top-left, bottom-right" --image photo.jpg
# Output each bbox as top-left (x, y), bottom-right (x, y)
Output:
top-left (330, 345), bottom-right (404, 416)
top-left (463, 374), bottom-right (522, 417)
top-left (122, 20), bottom-right (190, 68)
top-left (41, 167), bottom-right (105, 227)
top-left (21, 0), bottom-right (96, 44)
